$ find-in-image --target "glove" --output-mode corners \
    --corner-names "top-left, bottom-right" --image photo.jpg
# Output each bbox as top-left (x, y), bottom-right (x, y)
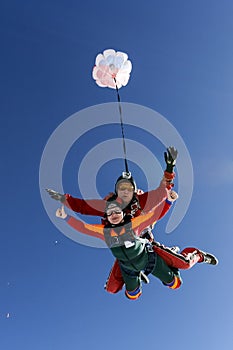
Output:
top-left (164, 146), bottom-right (178, 173)
top-left (46, 189), bottom-right (66, 203)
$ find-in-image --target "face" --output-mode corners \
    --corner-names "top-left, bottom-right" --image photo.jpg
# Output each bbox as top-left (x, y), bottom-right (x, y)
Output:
top-left (116, 181), bottom-right (134, 204)
top-left (106, 205), bottom-right (124, 225)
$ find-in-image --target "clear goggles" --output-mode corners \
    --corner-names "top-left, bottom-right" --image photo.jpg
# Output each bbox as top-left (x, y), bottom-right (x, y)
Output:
top-left (106, 208), bottom-right (123, 216)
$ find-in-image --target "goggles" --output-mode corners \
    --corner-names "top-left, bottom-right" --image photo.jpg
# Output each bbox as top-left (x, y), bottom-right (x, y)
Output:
top-left (106, 209), bottom-right (122, 216)
top-left (117, 183), bottom-right (134, 192)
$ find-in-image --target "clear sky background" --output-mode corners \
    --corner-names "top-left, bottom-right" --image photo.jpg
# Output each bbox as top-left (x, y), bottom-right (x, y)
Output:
top-left (1, 1), bottom-right (233, 349)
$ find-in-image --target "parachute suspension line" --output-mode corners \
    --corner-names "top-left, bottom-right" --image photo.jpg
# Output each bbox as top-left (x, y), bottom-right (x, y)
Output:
top-left (114, 78), bottom-right (129, 175)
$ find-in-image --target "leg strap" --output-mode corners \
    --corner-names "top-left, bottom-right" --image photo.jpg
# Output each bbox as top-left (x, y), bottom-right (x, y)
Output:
top-left (144, 243), bottom-right (157, 276)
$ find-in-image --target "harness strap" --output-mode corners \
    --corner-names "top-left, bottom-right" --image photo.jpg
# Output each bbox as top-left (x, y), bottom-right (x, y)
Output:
top-left (119, 242), bottom-right (157, 277)
top-left (144, 243), bottom-right (157, 276)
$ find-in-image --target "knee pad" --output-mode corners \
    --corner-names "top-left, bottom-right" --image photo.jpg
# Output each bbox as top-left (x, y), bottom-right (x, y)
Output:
top-left (125, 286), bottom-right (142, 300)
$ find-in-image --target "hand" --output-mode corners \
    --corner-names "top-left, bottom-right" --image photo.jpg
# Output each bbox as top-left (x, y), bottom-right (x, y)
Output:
top-left (46, 189), bottom-right (66, 202)
top-left (136, 189), bottom-right (144, 195)
top-left (56, 205), bottom-right (67, 219)
top-left (164, 146), bottom-right (178, 173)
top-left (167, 190), bottom-right (178, 202)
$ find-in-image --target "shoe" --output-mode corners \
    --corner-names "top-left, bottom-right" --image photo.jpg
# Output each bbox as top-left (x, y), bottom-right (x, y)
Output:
top-left (163, 275), bottom-right (182, 289)
top-left (200, 250), bottom-right (218, 265)
top-left (140, 271), bottom-right (150, 284)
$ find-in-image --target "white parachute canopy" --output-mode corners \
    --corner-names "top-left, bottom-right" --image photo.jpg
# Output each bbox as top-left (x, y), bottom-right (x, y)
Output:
top-left (92, 49), bottom-right (132, 89)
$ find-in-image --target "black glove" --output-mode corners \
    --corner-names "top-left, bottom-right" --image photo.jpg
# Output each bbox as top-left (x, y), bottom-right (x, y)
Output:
top-left (164, 146), bottom-right (178, 173)
top-left (46, 189), bottom-right (66, 203)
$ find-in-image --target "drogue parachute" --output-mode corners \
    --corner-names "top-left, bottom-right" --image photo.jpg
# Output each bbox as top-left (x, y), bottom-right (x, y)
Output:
top-left (92, 49), bottom-right (132, 89)
top-left (92, 48), bottom-right (132, 174)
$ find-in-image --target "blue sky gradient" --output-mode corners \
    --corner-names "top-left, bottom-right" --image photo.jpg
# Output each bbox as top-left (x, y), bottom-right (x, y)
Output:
top-left (1, 1), bottom-right (233, 349)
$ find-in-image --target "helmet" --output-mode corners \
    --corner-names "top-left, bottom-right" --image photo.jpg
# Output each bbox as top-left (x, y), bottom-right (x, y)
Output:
top-left (115, 171), bottom-right (137, 193)
top-left (105, 198), bottom-right (123, 211)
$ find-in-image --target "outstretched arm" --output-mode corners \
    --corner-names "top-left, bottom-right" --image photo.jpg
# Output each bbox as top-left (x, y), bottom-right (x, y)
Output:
top-left (138, 179), bottom-right (168, 213)
top-left (137, 146), bottom-right (178, 214)
top-left (56, 206), bottom-right (105, 241)
top-left (64, 195), bottom-right (106, 216)
top-left (47, 189), bottom-right (106, 216)
top-left (157, 190), bottom-right (178, 220)
top-left (132, 190), bottom-right (178, 234)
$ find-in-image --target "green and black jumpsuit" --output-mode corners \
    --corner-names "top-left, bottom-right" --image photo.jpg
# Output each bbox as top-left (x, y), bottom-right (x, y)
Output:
top-left (65, 205), bottom-right (181, 299)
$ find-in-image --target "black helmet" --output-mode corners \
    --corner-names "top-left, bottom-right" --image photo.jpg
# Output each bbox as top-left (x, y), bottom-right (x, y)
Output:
top-left (115, 171), bottom-right (137, 193)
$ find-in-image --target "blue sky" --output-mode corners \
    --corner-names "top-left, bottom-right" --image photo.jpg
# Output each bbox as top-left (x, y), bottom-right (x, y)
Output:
top-left (1, 1), bottom-right (233, 349)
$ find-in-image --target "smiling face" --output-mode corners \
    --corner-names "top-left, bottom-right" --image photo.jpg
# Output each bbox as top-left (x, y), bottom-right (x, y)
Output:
top-left (106, 204), bottom-right (124, 225)
top-left (116, 181), bottom-right (134, 204)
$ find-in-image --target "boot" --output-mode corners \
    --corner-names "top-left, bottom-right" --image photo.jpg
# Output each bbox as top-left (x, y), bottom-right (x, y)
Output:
top-left (199, 250), bottom-right (218, 265)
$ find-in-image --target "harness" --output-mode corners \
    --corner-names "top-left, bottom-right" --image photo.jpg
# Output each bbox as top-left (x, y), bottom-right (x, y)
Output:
top-left (103, 196), bottom-right (157, 278)
top-left (143, 243), bottom-right (157, 276)
top-left (119, 241), bottom-right (157, 278)
top-left (103, 221), bottom-right (135, 248)
top-left (128, 197), bottom-right (141, 217)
